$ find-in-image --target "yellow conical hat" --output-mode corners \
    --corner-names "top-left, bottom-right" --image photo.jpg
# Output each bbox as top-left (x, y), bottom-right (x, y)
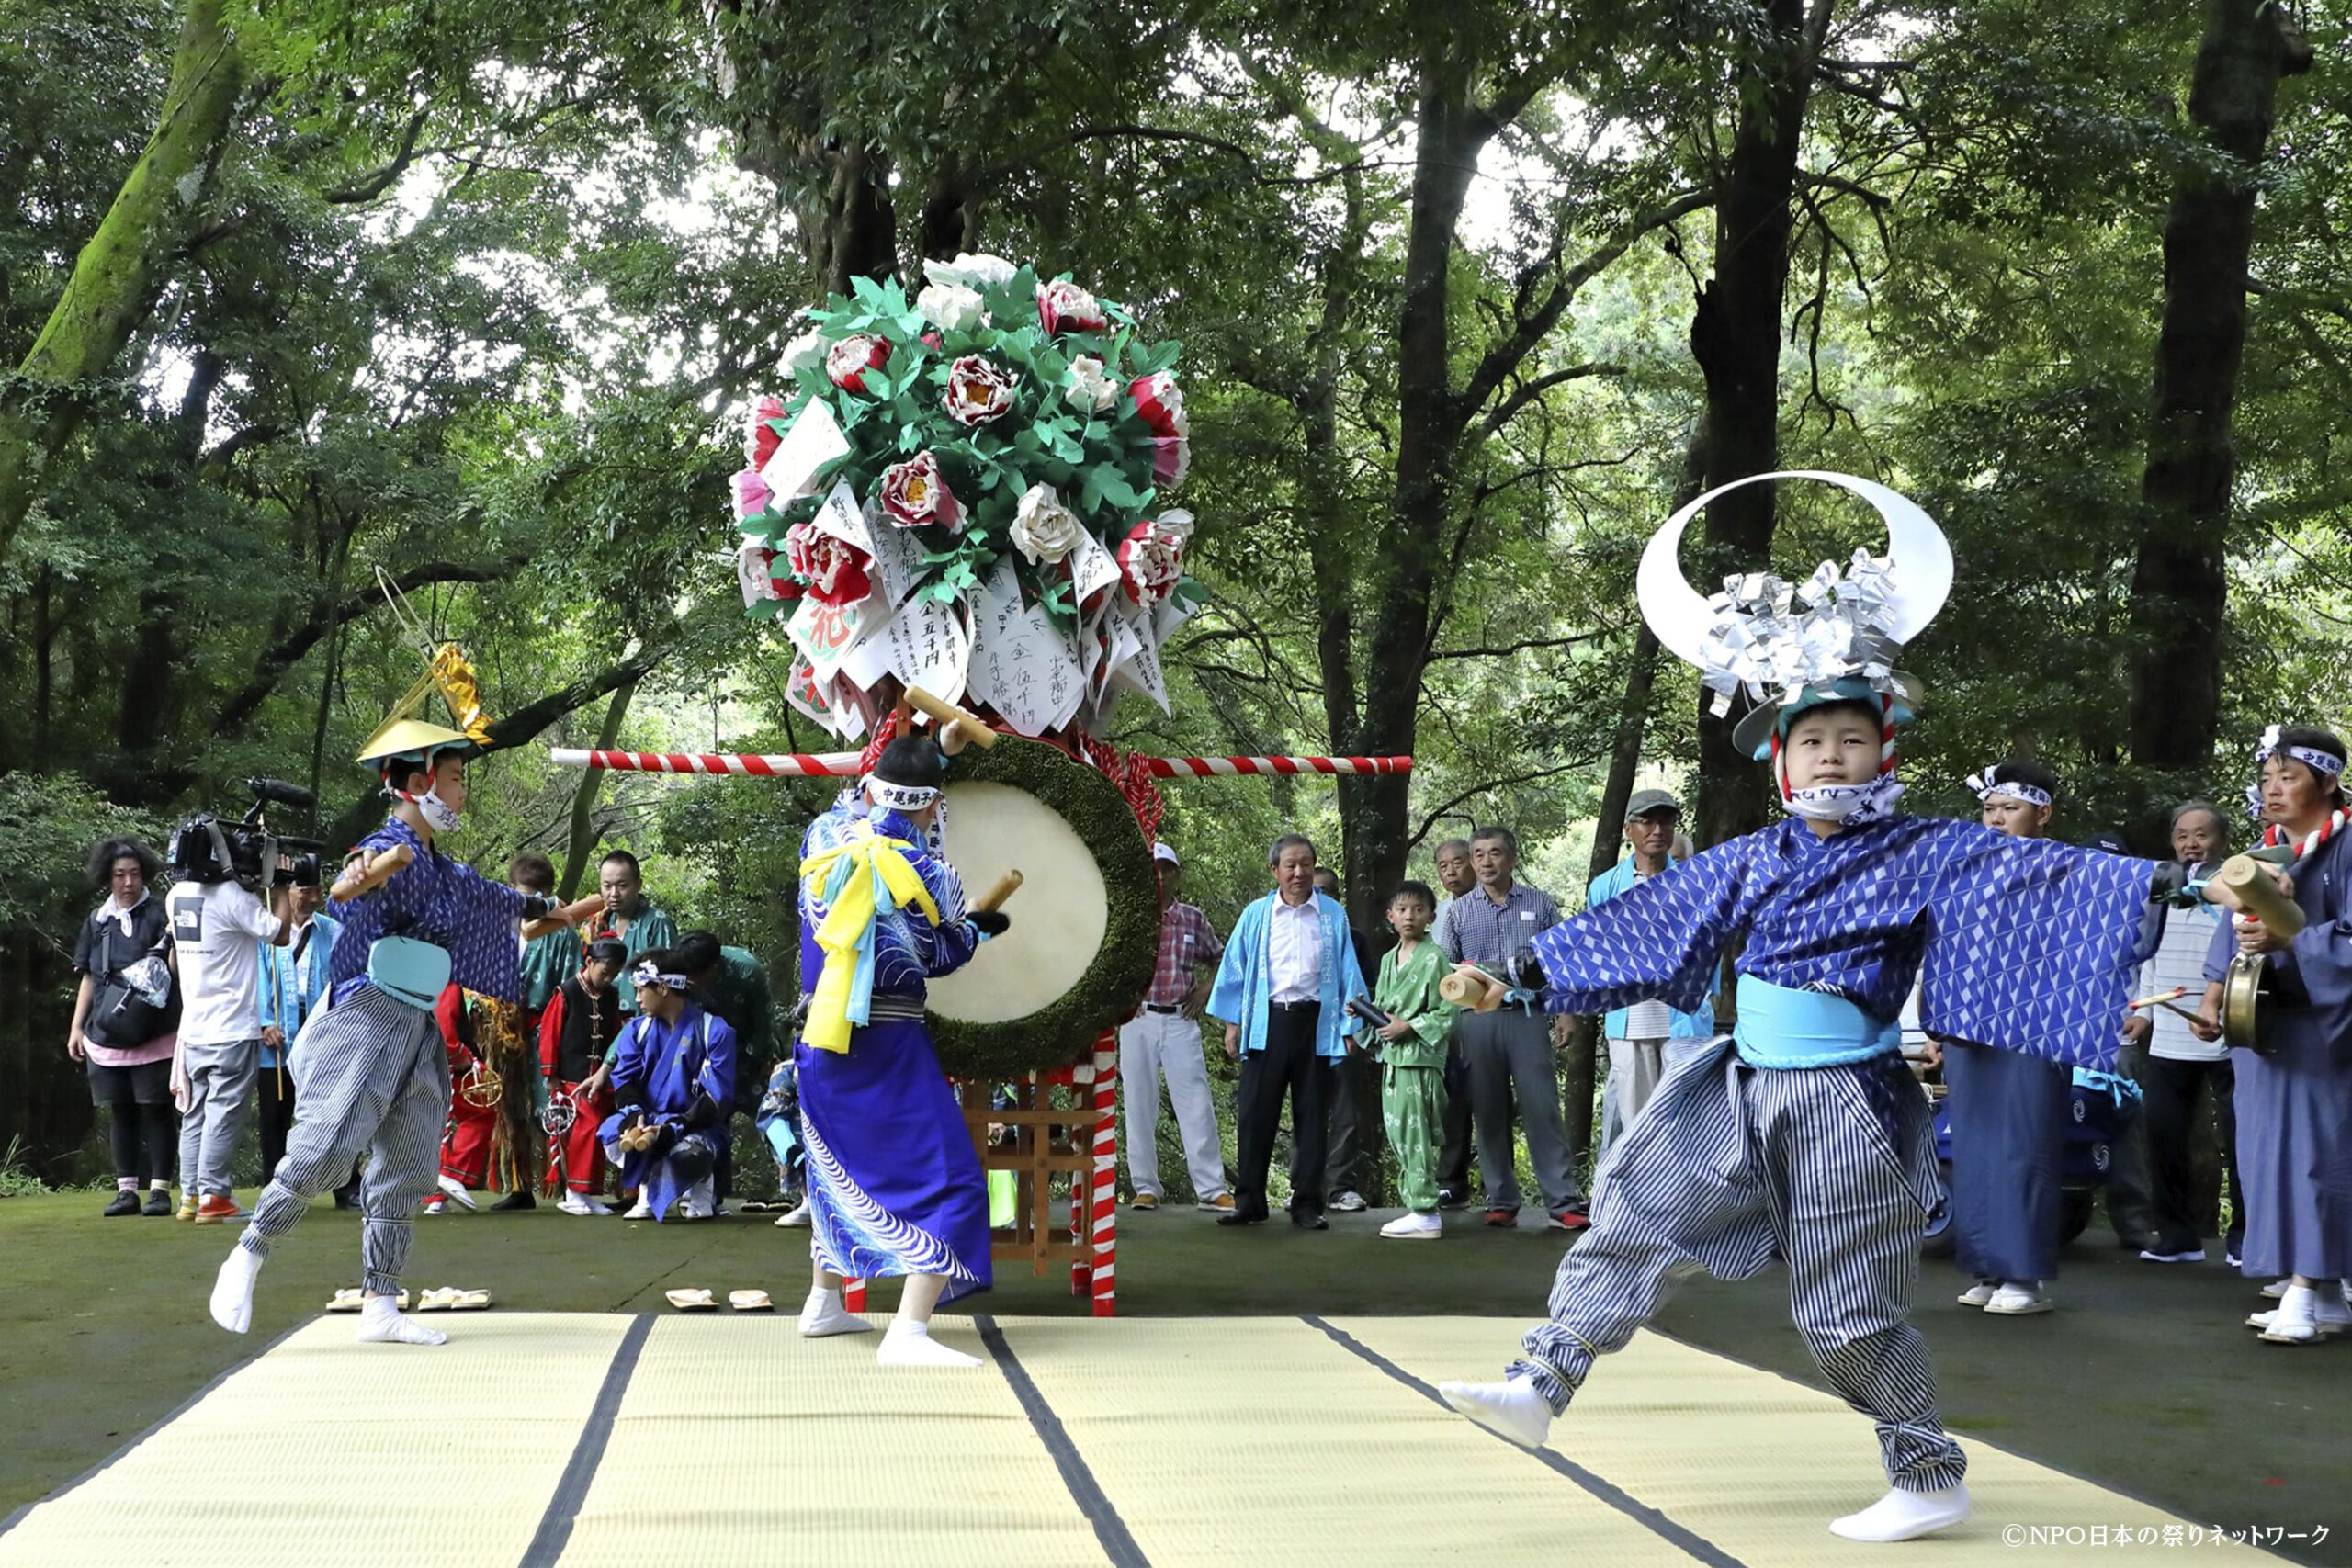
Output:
top-left (356, 716), bottom-right (478, 768)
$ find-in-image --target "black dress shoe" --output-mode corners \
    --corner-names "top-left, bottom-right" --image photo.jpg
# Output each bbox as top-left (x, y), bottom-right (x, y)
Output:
top-left (333, 1190), bottom-right (362, 1211)
top-left (489, 1190), bottom-right (537, 1213)
top-left (1216, 1211), bottom-right (1268, 1226)
top-left (142, 1189), bottom-right (173, 1216)
top-left (103, 1190), bottom-right (141, 1217)
top-left (1292, 1213), bottom-right (1329, 1231)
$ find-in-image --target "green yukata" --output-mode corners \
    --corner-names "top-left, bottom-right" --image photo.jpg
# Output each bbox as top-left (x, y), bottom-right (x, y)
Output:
top-left (1375, 940), bottom-right (1457, 1214)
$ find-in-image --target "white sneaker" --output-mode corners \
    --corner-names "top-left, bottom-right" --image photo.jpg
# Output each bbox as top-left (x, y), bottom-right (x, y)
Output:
top-left (1828, 1484), bottom-right (1971, 1542)
top-left (1437, 1377), bottom-right (1552, 1450)
top-left (1380, 1212), bottom-right (1442, 1239)
top-left (435, 1175), bottom-right (478, 1213)
top-left (797, 1288), bottom-right (872, 1337)
top-left (622, 1194), bottom-right (653, 1220)
top-left (1329, 1190), bottom-right (1368, 1213)
top-left (2256, 1285), bottom-right (2352, 1343)
top-left (1956, 1280), bottom-right (1997, 1308)
top-left (1984, 1282), bottom-right (2052, 1315)
top-left (776, 1198), bottom-right (812, 1228)
top-left (2139, 1246), bottom-right (2206, 1264)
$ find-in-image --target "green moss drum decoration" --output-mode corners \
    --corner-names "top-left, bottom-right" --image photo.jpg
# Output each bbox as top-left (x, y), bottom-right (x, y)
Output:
top-left (922, 735), bottom-right (1159, 1079)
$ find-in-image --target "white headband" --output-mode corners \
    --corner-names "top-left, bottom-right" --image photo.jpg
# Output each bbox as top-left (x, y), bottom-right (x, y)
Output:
top-left (1967, 773), bottom-right (2051, 808)
top-left (864, 775), bottom-right (940, 812)
top-left (632, 961), bottom-right (688, 991)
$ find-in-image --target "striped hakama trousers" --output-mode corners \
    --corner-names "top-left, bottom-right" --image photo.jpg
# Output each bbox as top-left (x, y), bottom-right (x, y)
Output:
top-left (1514, 1038), bottom-right (1967, 1494)
top-left (237, 987), bottom-right (450, 1296)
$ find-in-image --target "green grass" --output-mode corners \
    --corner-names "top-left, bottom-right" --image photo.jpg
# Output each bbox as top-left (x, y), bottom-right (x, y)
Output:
top-left (4, 1190), bottom-right (2349, 1564)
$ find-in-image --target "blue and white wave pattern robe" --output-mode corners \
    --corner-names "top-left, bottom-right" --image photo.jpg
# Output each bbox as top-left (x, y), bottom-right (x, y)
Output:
top-left (795, 802), bottom-right (991, 1302)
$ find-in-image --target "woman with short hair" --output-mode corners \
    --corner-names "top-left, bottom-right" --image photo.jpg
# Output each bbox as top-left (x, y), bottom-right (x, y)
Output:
top-left (66, 837), bottom-right (179, 1216)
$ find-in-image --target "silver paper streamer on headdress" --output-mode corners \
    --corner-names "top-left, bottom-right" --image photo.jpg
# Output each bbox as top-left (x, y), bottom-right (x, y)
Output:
top-left (1697, 549), bottom-right (1905, 718)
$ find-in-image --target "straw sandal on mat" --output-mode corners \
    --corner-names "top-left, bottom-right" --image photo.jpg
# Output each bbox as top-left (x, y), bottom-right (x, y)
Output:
top-left (728, 1290), bottom-right (774, 1312)
top-left (325, 1289), bottom-right (410, 1313)
top-left (664, 1288), bottom-right (718, 1312)
top-left (415, 1287), bottom-right (492, 1312)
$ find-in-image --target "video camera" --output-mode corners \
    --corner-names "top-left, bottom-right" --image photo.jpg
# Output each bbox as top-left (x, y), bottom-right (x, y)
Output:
top-left (165, 777), bottom-right (326, 891)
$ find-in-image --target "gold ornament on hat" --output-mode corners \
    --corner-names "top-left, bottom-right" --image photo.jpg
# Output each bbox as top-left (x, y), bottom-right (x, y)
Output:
top-left (354, 570), bottom-right (497, 764)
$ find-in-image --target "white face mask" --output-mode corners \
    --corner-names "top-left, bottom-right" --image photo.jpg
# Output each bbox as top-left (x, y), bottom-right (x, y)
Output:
top-left (1782, 774), bottom-right (1905, 827)
top-left (416, 786), bottom-right (463, 833)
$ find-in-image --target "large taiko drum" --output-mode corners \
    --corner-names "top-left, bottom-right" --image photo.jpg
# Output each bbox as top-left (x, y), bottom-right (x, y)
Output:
top-left (922, 736), bottom-right (1160, 1079)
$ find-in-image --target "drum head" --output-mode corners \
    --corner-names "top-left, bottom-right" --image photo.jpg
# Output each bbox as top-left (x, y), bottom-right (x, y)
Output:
top-left (926, 782), bottom-right (1109, 1024)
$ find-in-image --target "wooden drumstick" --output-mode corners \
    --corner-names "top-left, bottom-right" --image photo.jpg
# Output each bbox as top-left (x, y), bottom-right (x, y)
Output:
top-left (2207, 854), bottom-right (2306, 937)
top-left (1438, 964), bottom-right (1508, 1013)
top-left (905, 685), bottom-right (999, 749)
top-left (974, 869), bottom-right (1023, 912)
top-left (331, 843), bottom-right (413, 901)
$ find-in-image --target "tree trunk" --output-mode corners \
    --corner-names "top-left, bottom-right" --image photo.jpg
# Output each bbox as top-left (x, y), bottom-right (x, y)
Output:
top-left (0, 0), bottom-right (243, 559)
top-left (560, 682), bottom-right (639, 901)
top-left (801, 141), bottom-right (899, 299)
top-left (1690, 0), bottom-right (1820, 852)
top-left (2126, 0), bottom-right (2310, 768)
top-left (1341, 41), bottom-right (1490, 922)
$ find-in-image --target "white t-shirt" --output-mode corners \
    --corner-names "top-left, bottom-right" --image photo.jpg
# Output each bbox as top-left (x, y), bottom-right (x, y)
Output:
top-left (167, 881), bottom-right (282, 1046)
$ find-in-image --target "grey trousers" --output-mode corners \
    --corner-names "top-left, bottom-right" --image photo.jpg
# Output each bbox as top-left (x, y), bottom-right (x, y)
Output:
top-left (178, 1037), bottom-right (258, 1198)
top-left (239, 989), bottom-right (448, 1296)
top-left (1457, 1007), bottom-right (1582, 1214)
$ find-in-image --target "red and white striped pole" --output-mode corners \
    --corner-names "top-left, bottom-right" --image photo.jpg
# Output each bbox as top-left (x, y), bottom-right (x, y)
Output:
top-left (549, 747), bottom-right (1411, 780)
top-left (1068, 1029), bottom-right (1119, 1316)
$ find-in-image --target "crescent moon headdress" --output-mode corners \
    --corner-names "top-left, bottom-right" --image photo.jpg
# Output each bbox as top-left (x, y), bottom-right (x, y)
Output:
top-left (1636, 470), bottom-right (1953, 815)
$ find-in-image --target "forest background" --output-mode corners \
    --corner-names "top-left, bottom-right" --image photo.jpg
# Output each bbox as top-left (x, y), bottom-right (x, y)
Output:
top-left (3, 0), bottom-right (2345, 1181)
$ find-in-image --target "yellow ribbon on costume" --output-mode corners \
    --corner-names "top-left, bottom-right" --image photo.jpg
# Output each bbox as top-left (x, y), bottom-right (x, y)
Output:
top-left (798, 828), bottom-right (942, 1054)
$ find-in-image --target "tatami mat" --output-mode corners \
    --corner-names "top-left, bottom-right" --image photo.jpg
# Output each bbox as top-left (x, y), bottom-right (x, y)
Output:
top-left (0, 1313), bottom-right (2282, 1568)
top-left (1335, 1317), bottom-right (2277, 1566)
top-left (994, 1314), bottom-right (1712, 1565)
top-left (550, 1315), bottom-right (1104, 1568)
top-left (0, 1313), bottom-right (632, 1568)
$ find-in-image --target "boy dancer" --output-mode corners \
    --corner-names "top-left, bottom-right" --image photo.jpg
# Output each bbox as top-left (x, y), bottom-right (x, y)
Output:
top-left (208, 675), bottom-right (601, 1343)
top-left (1370, 881), bottom-right (1455, 1239)
top-left (540, 937), bottom-right (627, 1214)
top-left (1440, 475), bottom-right (2170, 1542)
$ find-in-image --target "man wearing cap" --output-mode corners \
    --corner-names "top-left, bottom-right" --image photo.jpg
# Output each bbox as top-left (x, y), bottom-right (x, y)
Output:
top-left (1120, 843), bottom-right (1235, 1213)
top-left (1587, 789), bottom-right (1715, 1151)
top-left (208, 694), bottom-right (603, 1345)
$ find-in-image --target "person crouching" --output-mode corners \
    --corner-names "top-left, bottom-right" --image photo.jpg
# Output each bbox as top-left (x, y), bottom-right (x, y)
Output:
top-left (599, 950), bottom-right (736, 1222)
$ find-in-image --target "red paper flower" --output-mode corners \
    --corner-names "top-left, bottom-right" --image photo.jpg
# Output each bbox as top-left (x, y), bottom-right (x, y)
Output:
top-left (1037, 278), bottom-right (1108, 336)
top-left (1117, 513), bottom-right (1192, 609)
top-left (942, 355), bottom-right (1016, 427)
top-left (879, 451), bottom-right (965, 531)
top-left (786, 521), bottom-right (873, 605)
top-left (745, 394), bottom-right (786, 468)
top-left (1150, 434), bottom-right (1191, 489)
top-left (1129, 371), bottom-right (1187, 438)
top-left (826, 334), bottom-right (889, 394)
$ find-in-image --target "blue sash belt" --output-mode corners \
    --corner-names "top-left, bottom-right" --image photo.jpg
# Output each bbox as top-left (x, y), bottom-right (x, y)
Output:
top-left (1731, 974), bottom-right (1899, 1069)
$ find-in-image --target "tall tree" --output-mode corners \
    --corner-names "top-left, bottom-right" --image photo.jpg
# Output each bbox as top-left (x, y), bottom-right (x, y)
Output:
top-left (2126, 0), bottom-right (2311, 771)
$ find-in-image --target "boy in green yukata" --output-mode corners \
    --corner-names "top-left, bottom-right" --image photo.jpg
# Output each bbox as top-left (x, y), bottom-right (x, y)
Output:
top-left (1372, 880), bottom-right (1457, 1239)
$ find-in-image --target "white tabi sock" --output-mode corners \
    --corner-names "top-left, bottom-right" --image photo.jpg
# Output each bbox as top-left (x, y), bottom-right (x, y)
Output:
top-left (356, 1294), bottom-right (447, 1346)
top-left (1828, 1484), bottom-right (1971, 1542)
top-left (209, 1245), bottom-right (263, 1335)
top-left (876, 1317), bottom-right (980, 1369)
top-left (1438, 1377), bottom-right (1554, 1450)
top-left (797, 1287), bottom-right (872, 1337)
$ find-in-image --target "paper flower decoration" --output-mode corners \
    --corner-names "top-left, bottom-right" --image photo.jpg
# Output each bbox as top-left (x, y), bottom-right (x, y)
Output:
top-left (879, 451), bottom-right (965, 531)
top-left (730, 468), bottom-right (773, 522)
top-left (1117, 512), bottom-right (1192, 608)
top-left (1037, 278), bottom-right (1107, 336)
top-left (918, 283), bottom-right (987, 333)
top-left (1064, 355), bottom-right (1118, 413)
top-left (786, 522), bottom-right (872, 606)
top-left (925, 253), bottom-right (1018, 291)
top-left (1698, 550), bottom-right (1904, 708)
top-left (826, 334), bottom-right (888, 393)
top-left (1011, 483), bottom-right (1085, 564)
top-left (746, 395), bottom-right (786, 468)
top-left (943, 355), bottom-right (1015, 427)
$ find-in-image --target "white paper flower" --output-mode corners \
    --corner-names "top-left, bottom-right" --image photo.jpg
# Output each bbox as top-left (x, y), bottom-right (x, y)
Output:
top-left (1063, 355), bottom-right (1119, 413)
top-left (780, 330), bottom-right (827, 382)
top-left (917, 282), bottom-right (987, 333)
top-left (1010, 483), bottom-right (1086, 565)
top-left (924, 253), bottom-right (1019, 291)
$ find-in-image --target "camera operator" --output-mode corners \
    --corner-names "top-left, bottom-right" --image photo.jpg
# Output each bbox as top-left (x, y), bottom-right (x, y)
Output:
top-left (165, 814), bottom-right (292, 1224)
